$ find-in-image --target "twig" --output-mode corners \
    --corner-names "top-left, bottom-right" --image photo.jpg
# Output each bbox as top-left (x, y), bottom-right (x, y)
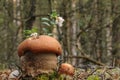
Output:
top-left (64, 56), bottom-right (105, 66)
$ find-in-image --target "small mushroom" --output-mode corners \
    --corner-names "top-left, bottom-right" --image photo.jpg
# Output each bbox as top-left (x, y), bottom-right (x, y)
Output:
top-left (17, 35), bottom-right (62, 76)
top-left (58, 63), bottom-right (75, 76)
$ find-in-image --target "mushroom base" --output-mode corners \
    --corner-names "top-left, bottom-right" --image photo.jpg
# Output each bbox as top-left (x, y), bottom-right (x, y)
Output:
top-left (20, 52), bottom-right (57, 77)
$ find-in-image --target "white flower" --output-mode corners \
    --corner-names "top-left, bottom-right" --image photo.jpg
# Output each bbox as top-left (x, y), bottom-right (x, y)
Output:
top-left (30, 32), bottom-right (38, 38)
top-left (55, 16), bottom-right (64, 27)
top-left (8, 70), bottom-right (20, 79)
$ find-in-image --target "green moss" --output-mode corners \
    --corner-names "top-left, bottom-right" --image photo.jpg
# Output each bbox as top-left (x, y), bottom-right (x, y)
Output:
top-left (87, 75), bottom-right (100, 80)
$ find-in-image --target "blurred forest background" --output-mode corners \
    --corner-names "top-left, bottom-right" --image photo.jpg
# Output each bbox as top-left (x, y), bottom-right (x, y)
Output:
top-left (0, 0), bottom-right (120, 69)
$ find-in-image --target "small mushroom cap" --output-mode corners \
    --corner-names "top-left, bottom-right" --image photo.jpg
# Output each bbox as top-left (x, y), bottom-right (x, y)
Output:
top-left (18, 35), bottom-right (62, 57)
top-left (58, 63), bottom-right (75, 76)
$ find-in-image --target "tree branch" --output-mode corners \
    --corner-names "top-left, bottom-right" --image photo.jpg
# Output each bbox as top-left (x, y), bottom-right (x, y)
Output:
top-left (64, 55), bottom-right (105, 66)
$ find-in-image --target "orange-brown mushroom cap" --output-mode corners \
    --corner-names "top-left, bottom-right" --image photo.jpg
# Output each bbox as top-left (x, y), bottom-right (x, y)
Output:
top-left (58, 63), bottom-right (75, 76)
top-left (18, 35), bottom-right (62, 57)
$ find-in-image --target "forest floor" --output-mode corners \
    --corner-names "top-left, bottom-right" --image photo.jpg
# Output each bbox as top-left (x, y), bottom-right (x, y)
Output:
top-left (0, 65), bottom-right (120, 80)
top-left (74, 66), bottom-right (120, 80)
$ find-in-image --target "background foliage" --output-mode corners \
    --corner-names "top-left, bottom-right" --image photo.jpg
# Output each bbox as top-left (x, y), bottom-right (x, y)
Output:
top-left (0, 0), bottom-right (120, 69)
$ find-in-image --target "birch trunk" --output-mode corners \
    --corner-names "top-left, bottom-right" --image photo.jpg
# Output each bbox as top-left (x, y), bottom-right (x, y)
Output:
top-left (105, 1), bottom-right (112, 58)
top-left (71, 0), bottom-right (78, 65)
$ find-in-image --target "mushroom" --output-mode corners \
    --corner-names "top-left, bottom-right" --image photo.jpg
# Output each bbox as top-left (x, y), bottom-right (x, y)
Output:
top-left (17, 35), bottom-right (62, 76)
top-left (58, 63), bottom-right (75, 76)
